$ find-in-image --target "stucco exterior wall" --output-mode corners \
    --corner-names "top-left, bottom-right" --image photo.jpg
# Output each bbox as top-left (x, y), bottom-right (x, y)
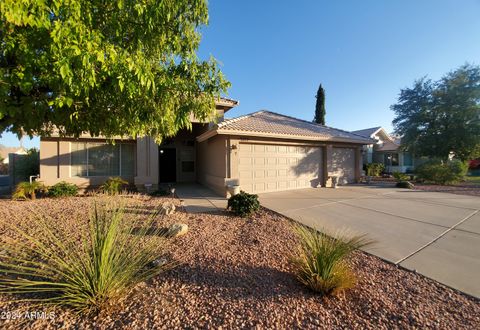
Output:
top-left (40, 131), bottom-right (364, 195)
top-left (196, 135), bottom-right (228, 196)
top-left (134, 136), bottom-right (159, 190)
top-left (40, 138), bottom-right (135, 189)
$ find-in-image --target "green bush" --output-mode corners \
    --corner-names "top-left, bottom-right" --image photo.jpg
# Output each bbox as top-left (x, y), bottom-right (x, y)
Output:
top-left (291, 225), bottom-right (374, 296)
top-left (396, 181), bottom-right (414, 189)
top-left (12, 181), bottom-right (47, 200)
top-left (149, 188), bottom-right (170, 197)
top-left (47, 181), bottom-right (79, 198)
top-left (0, 200), bottom-right (172, 314)
top-left (366, 163), bottom-right (384, 176)
top-left (101, 177), bottom-right (128, 195)
top-left (227, 191), bottom-right (260, 217)
top-left (392, 171), bottom-right (409, 182)
top-left (12, 148), bottom-right (39, 181)
top-left (415, 159), bottom-right (468, 185)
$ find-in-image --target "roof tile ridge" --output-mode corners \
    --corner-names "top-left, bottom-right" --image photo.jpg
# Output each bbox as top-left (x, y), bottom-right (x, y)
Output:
top-left (218, 110), bottom-right (266, 129)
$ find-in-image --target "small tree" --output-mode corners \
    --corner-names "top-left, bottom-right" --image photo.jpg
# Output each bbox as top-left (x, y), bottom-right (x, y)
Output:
top-left (392, 64), bottom-right (480, 161)
top-left (314, 84), bottom-right (326, 125)
top-left (0, 0), bottom-right (230, 142)
top-left (13, 148), bottom-right (39, 181)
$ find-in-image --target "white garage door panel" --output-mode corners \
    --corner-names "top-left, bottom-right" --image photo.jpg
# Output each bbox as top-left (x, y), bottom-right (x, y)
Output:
top-left (332, 147), bottom-right (356, 183)
top-left (238, 143), bottom-right (323, 194)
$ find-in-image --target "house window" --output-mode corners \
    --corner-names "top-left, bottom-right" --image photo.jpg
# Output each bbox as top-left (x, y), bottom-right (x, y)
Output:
top-left (384, 153), bottom-right (399, 166)
top-left (71, 142), bottom-right (135, 177)
top-left (403, 152), bottom-right (413, 166)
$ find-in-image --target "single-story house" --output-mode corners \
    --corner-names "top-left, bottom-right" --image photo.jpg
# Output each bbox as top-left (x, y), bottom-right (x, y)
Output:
top-left (352, 126), bottom-right (421, 173)
top-left (0, 146), bottom-right (27, 165)
top-left (40, 99), bottom-right (372, 196)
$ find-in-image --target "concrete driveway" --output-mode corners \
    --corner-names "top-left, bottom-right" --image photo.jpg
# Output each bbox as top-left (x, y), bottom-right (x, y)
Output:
top-left (259, 185), bottom-right (480, 298)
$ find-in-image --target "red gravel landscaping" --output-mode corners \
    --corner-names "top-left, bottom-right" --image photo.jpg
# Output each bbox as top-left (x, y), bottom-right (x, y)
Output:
top-left (0, 196), bottom-right (479, 329)
top-left (413, 182), bottom-right (480, 197)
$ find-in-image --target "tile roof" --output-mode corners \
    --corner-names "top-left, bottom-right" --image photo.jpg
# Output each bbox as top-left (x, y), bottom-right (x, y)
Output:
top-left (376, 140), bottom-right (400, 152)
top-left (216, 97), bottom-right (239, 111)
top-left (351, 127), bottom-right (382, 138)
top-left (201, 111), bottom-right (372, 144)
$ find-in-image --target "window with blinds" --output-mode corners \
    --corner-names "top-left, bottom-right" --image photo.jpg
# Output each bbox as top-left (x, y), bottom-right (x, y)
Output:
top-left (71, 142), bottom-right (135, 177)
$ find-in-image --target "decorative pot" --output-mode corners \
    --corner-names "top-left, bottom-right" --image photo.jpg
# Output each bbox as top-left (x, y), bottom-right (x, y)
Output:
top-left (227, 185), bottom-right (240, 196)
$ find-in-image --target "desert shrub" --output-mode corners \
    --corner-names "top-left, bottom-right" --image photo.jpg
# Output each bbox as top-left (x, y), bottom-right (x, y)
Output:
top-left (227, 190), bottom-right (260, 217)
top-left (291, 225), bottom-right (373, 296)
top-left (392, 171), bottom-right (409, 182)
top-left (149, 188), bottom-right (170, 197)
top-left (47, 181), bottom-right (79, 198)
top-left (0, 200), bottom-right (172, 314)
top-left (12, 181), bottom-right (47, 200)
top-left (366, 163), bottom-right (384, 176)
top-left (396, 181), bottom-right (414, 189)
top-left (415, 159), bottom-right (468, 185)
top-left (101, 177), bottom-right (128, 195)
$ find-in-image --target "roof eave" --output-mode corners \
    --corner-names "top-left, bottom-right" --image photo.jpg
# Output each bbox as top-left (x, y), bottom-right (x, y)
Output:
top-left (198, 129), bottom-right (372, 144)
top-left (196, 129), bottom-right (218, 142)
top-left (215, 98), bottom-right (239, 112)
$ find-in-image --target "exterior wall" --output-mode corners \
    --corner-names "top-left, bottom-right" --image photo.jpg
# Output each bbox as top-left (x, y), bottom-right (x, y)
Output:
top-left (225, 136), bottom-right (363, 193)
top-left (196, 135), bottom-right (228, 196)
top-left (374, 151), bottom-right (417, 173)
top-left (134, 126), bottom-right (205, 191)
top-left (40, 138), bottom-right (136, 189)
top-left (363, 145), bottom-right (374, 164)
top-left (41, 132), bottom-right (365, 195)
top-left (40, 125), bottom-right (210, 192)
top-left (134, 136), bottom-right (159, 190)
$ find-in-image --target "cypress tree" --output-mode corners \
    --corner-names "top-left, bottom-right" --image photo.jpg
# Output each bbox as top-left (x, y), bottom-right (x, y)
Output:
top-left (314, 84), bottom-right (326, 125)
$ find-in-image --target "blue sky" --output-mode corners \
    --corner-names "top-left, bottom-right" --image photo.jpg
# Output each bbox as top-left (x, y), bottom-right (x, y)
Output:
top-left (1, 0), bottom-right (479, 148)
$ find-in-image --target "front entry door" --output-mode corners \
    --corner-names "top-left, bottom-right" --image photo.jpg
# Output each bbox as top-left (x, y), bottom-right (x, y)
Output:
top-left (159, 148), bottom-right (176, 183)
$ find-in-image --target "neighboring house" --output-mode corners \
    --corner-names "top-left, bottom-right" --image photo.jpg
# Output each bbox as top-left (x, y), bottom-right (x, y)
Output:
top-left (352, 126), bottom-right (417, 173)
top-left (40, 98), bottom-right (372, 196)
top-left (0, 146), bottom-right (28, 165)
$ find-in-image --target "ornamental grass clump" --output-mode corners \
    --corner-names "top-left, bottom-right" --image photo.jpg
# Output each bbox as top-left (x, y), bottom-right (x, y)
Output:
top-left (100, 177), bottom-right (128, 195)
top-left (12, 181), bottom-right (47, 200)
top-left (0, 199), bottom-right (172, 314)
top-left (291, 225), bottom-right (374, 296)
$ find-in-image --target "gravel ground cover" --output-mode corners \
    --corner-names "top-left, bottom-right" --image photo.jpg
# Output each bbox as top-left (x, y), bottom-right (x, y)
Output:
top-left (0, 195), bottom-right (479, 329)
top-left (413, 183), bottom-right (480, 197)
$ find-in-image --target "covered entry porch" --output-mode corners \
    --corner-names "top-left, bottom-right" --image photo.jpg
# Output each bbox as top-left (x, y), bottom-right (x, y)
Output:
top-left (134, 125), bottom-right (207, 191)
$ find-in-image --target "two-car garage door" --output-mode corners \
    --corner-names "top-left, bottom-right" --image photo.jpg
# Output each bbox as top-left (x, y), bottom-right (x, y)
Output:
top-left (238, 143), bottom-right (357, 194)
top-left (238, 143), bottom-right (323, 194)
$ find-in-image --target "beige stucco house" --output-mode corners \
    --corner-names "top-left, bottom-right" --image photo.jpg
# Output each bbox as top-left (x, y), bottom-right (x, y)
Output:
top-left (40, 98), bottom-right (372, 196)
top-left (352, 126), bottom-right (422, 173)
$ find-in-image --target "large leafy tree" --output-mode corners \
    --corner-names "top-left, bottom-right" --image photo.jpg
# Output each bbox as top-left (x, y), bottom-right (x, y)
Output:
top-left (313, 83), bottom-right (326, 125)
top-left (0, 0), bottom-right (230, 142)
top-left (392, 64), bottom-right (480, 161)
